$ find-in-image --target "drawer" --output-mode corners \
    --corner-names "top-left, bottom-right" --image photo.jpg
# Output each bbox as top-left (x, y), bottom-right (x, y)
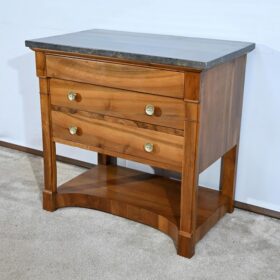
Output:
top-left (51, 110), bottom-right (183, 170)
top-left (50, 79), bottom-right (185, 129)
top-left (46, 55), bottom-right (184, 98)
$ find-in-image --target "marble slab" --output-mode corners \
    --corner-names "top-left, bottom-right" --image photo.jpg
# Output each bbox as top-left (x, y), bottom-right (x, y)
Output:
top-left (25, 29), bottom-right (255, 70)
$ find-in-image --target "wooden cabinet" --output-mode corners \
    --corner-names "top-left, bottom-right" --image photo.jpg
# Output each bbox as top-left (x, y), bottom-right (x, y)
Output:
top-left (26, 29), bottom-right (254, 258)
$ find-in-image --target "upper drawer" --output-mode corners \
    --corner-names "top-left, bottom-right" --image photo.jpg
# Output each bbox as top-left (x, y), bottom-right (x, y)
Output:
top-left (46, 55), bottom-right (184, 98)
top-left (50, 79), bottom-right (184, 130)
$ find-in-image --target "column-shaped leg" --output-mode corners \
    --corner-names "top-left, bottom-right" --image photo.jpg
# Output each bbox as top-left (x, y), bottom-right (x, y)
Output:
top-left (178, 121), bottom-right (199, 258)
top-left (40, 78), bottom-right (57, 211)
top-left (220, 145), bottom-right (239, 213)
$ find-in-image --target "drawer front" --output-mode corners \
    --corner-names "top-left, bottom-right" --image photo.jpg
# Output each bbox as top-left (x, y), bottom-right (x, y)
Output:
top-left (50, 79), bottom-right (184, 129)
top-left (52, 111), bottom-right (183, 169)
top-left (46, 55), bottom-right (184, 98)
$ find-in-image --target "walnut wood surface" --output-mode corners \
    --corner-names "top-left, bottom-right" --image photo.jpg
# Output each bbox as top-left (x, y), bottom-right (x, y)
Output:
top-left (178, 119), bottom-right (200, 257)
top-left (39, 76), bottom-right (57, 211)
top-left (184, 72), bottom-right (201, 101)
top-left (220, 145), bottom-right (239, 213)
top-left (50, 78), bottom-right (185, 129)
top-left (40, 48), bottom-right (200, 72)
top-left (175, 56), bottom-right (247, 256)
top-left (51, 110), bottom-right (184, 171)
top-left (195, 187), bottom-right (229, 241)
top-left (52, 105), bottom-right (184, 136)
top-left (198, 55), bottom-right (247, 172)
top-left (35, 52), bottom-right (47, 77)
top-left (46, 55), bottom-right (185, 98)
top-left (54, 165), bottom-right (229, 249)
top-left (29, 42), bottom-right (251, 258)
top-left (97, 154), bottom-right (116, 166)
top-left (2, 139), bottom-right (277, 219)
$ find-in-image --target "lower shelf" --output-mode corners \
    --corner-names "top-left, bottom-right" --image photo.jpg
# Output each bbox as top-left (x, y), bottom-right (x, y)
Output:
top-left (53, 165), bottom-right (229, 248)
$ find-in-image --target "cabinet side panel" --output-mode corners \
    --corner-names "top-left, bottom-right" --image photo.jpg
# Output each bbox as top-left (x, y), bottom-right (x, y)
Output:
top-left (198, 55), bottom-right (247, 172)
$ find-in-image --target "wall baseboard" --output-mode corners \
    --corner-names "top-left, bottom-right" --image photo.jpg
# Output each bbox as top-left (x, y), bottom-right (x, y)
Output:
top-left (0, 140), bottom-right (94, 169)
top-left (234, 201), bottom-right (279, 219)
top-left (0, 140), bottom-right (279, 220)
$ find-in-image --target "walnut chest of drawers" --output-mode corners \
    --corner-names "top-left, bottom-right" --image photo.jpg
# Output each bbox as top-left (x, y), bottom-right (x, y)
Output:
top-left (26, 29), bottom-right (255, 258)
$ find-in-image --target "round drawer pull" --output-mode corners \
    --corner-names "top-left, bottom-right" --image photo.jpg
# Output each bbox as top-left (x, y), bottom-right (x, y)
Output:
top-left (144, 143), bottom-right (154, 153)
top-left (68, 126), bottom-right (78, 135)
top-left (145, 104), bottom-right (155, 116)
top-left (67, 91), bottom-right (77, 101)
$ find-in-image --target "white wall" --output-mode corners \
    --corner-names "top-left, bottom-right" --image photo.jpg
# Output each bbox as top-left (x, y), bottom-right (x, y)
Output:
top-left (1, 0), bottom-right (279, 211)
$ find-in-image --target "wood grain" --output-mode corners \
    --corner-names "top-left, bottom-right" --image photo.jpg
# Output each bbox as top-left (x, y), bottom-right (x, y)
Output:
top-left (184, 72), bottom-right (201, 101)
top-left (52, 105), bottom-right (184, 136)
top-left (40, 48), bottom-right (201, 72)
top-left (97, 154), bottom-right (116, 166)
top-left (2, 140), bottom-right (276, 219)
top-left (28, 44), bottom-right (251, 259)
top-left (178, 120), bottom-right (200, 258)
top-left (50, 78), bottom-right (185, 129)
top-left (35, 52), bottom-right (46, 77)
top-left (220, 145), bottom-right (239, 213)
top-left (39, 77), bottom-right (57, 211)
top-left (198, 55), bottom-right (247, 172)
top-left (46, 55), bottom-right (185, 98)
top-left (54, 165), bottom-right (229, 251)
top-left (51, 110), bottom-right (184, 171)
top-left (195, 187), bottom-right (228, 241)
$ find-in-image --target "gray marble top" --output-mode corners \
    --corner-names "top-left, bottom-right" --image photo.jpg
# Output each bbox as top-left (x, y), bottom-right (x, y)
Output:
top-left (25, 29), bottom-right (255, 70)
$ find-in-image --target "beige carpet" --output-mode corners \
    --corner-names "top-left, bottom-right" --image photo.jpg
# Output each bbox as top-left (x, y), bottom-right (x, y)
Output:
top-left (0, 146), bottom-right (279, 280)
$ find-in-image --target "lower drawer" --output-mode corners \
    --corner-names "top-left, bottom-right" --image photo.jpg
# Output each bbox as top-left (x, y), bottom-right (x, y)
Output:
top-left (51, 110), bottom-right (183, 170)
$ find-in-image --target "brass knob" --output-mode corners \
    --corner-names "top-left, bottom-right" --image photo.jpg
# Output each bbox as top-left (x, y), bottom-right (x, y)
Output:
top-left (67, 91), bottom-right (77, 101)
top-left (68, 126), bottom-right (78, 135)
top-left (144, 143), bottom-right (154, 153)
top-left (145, 104), bottom-right (155, 116)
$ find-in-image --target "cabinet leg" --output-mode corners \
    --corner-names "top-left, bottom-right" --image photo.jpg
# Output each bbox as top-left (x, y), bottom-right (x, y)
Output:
top-left (43, 190), bottom-right (56, 212)
top-left (41, 141), bottom-right (57, 212)
top-left (179, 121), bottom-right (199, 258)
top-left (177, 233), bottom-right (195, 258)
top-left (98, 153), bottom-right (116, 165)
top-left (220, 145), bottom-right (239, 213)
top-left (40, 78), bottom-right (57, 212)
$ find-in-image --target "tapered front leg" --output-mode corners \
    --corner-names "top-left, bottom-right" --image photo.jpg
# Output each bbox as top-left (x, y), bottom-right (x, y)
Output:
top-left (220, 145), bottom-right (239, 213)
top-left (36, 51), bottom-right (57, 212)
top-left (178, 121), bottom-right (199, 258)
top-left (40, 78), bottom-right (57, 212)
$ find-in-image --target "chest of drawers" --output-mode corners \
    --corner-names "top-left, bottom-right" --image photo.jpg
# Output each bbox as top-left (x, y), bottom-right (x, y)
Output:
top-left (26, 29), bottom-right (254, 258)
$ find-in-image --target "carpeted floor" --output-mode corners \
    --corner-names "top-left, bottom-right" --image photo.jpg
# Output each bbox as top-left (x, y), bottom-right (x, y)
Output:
top-left (0, 146), bottom-right (279, 280)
